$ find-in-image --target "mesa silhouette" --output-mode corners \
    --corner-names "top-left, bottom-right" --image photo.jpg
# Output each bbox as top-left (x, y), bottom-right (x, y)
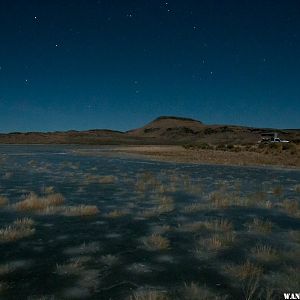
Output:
top-left (0, 116), bottom-right (299, 145)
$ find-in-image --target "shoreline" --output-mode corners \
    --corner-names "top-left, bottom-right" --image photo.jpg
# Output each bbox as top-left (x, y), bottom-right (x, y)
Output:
top-left (73, 145), bottom-right (300, 170)
top-left (1, 144), bottom-right (299, 170)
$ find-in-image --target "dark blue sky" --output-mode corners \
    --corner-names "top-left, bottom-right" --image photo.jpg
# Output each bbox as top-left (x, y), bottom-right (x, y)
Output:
top-left (0, 0), bottom-right (299, 132)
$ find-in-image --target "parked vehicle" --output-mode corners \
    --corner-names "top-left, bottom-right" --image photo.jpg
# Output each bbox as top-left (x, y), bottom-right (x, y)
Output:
top-left (258, 132), bottom-right (289, 143)
top-left (271, 137), bottom-right (290, 143)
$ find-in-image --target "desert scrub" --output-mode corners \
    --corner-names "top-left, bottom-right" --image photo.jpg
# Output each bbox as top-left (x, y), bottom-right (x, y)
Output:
top-left (0, 218), bottom-right (35, 243)
top-left (181, 282), bottom-right (226, 300)
top-left (250, 244), bottom-right (279, 263)
top-left (0, 196), bottom-right (8, 207)
top-left (143, 234), bottom-right (170, 251)
top-left (62, 205), bottom-right (99, 216)
top-left (246, 218), bottom-right (273, 234)
top-left (129, 289), bottom-right (169, 300)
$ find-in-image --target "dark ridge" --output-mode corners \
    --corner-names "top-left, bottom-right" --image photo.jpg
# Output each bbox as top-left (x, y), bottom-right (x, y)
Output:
top-left (85, 129), bottom-right (124, 134)
top-left (154, 116), bottom-right (203, 123)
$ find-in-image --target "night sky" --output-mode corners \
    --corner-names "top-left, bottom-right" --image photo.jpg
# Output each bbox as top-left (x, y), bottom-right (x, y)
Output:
top-left (0, 1), bottom-right (299, 132)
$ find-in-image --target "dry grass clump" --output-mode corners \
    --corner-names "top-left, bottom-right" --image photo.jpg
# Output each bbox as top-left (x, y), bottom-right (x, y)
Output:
top-left (3, 172), bottom-right (13, 179)
top-left (181, 282), bottom-right (226, 300)
top-left (246, 191), bottom-right (270, 208)
top-left (13, 191), bottom-right (100, 217)
top-left (135, 171), bottom-right (158, 192)
top-left (129, 289), bottom-right (169, 300)
top-left (143, 234), bottom-right (170, 251)
top-left (183, 202), bottom-right (206, 213)
top-left (225, 260), bottom-right (267, 300)
top-left (225, 261), bottom-right (263, 281)
top-left (282, 199), bottom-right (299, 217)
top-left (13, 192), bottom-right (64, 212)
top-left (180, 218), bottom-right (233, 234)
top-left (139, 199), bottom-right (174, 218)
top-left (0, 218), bottom-right (35, 243)
top-left (105, 209), bottom-right (128, 218)
top-left (203, 218), bottom-right (233, 232)
top-left (197, 232), bottom-right (235, 253)
top-left (56, 259), bottom-right (83, 275)
top-left (157, 202), bottom-right (174, 214)
top-left (98, 175), bottom-right (117, 184)
top-left (14, 217), bottom-right (34, 227)
top-left (246, 218), bottom-right (273, 234)
top-left (250, 244), bottom-right (279, 263)
top-left (64, 242), bottom-right (100, 255)
top-left (210, 190), bottom-right (271, 209)
top-left (62, 205), bottom-right (99, 216)
top-left (139, 208), bottom-right (158, 218)
top-left (295, 184), bottom-right (300, 193)
top-left (210, 191), bottom-right (231, 208)
top-left (0, 196), bottom-right (8, 207)
top-left (43, 186), bottom-right (55, 194)
top-left (100, 254), bottom-right (119, 266)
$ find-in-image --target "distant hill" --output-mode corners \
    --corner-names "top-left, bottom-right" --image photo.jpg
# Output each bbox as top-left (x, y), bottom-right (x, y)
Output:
top-left (127, 116), bottom-right (204, 137)
top-left (0, 116), bottom-right (299, 145)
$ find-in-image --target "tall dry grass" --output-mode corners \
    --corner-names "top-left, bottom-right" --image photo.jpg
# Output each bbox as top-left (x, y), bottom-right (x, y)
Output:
top-left (13, 192), bottom-right (64, 212)
top-left (0, 218), bottom-right (35, 243)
